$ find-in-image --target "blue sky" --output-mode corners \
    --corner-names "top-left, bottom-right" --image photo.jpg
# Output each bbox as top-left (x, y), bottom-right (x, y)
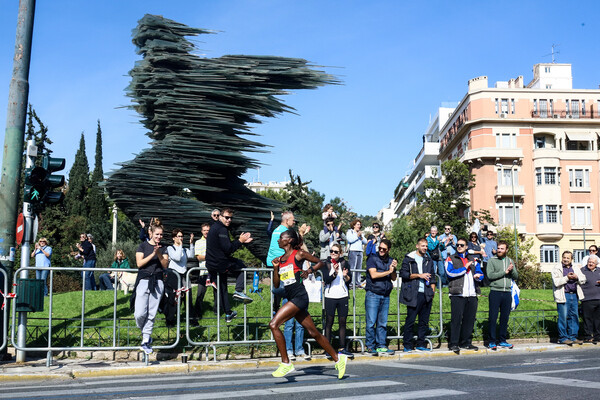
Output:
top-left (1, 1), bottom-right (599, 216)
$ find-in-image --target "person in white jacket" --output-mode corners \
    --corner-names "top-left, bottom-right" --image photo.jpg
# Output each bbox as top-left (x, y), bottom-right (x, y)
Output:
top-left (168, 228), bottom-right (195, 275)
top-left (552, 250), bottom-right (586, 345)
top-left (346, 219), bottom-right (368, 288)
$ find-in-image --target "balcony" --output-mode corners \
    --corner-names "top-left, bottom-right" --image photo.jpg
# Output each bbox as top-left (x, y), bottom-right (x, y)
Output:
top-left (461, 147), bottom-right (524, 163)
top-left (495, 184), bottom-right (525, 200)
top-left (535, 223), bottom-right (564, 241)
top-left (531, 109), bottom-right (600, 119)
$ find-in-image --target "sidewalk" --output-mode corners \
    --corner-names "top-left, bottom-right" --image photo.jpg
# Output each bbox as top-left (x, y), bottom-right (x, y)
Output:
top-left (0, 339), bottom-right (592, 381)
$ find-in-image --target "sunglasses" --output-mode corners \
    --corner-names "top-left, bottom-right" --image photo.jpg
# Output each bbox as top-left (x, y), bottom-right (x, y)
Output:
top-left (379, 247), bottom-right (389, 252)
top-left (222, 216), bottom-right (232, 220)
top-left (457, 243), bottom-right (467, 247)
top-left (331, 250), bottom-right (340, 254)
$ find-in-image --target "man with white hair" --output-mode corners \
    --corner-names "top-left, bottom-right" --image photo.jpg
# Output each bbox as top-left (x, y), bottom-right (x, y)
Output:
top-left (267, 211), bottom-right (296, 266)
top-left (579, 254), bottom-right (600, 343)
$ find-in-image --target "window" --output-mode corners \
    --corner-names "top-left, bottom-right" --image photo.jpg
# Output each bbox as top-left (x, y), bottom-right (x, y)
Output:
top-left (497, 167), bottom-right (518, 186)
top-left (535, 136), bottom-right (546, 149)
top-left (533, 99), bottom-right (537, 114)
top-left (540, 99), bottom-right (548, 117)
top-left (570, 204), bottom-right (592, 228)
top-left (567, 140), bottom-right (590, 151)
top-left (498, 204), bottom-right (520, 224)
top-left (540, 245), bottom-right (559, 263)
top-left (573, 250), bottom-right (586, 265)
top-left (546, 84), bottom-right (552, 89)
top-left (546, 205), bottom-right (558, 223)
top-left (496, 133), bottom-right (516, 148)
top-left (501, 99), bottom-right (508, 114)
top-left (550, 99), bottom-right (554, 116)
top-left (536, 167), bottom-right (542, 185)
top-left (545, 66), bottom-right (551, 73)
top-left (537, 205), bottom-right (543, 223)
top-left (572, 100), bottom-right (580, 118)
top-left (495, 98), bottom-right (499, 114)
top-left (568, 168), bottom-right (590, 189)
top-left (511, 99), bottom-right (515, 114)
top-left (582, 100), bottom-right (586, 116)
top-left (566, 99), bottom-right (570, 115)
top-left (544, 167), bottom-right (557, 184)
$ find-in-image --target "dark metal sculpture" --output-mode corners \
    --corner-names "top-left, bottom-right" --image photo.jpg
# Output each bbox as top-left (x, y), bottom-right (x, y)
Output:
top-left (106, 14), bottom-right (337, 260)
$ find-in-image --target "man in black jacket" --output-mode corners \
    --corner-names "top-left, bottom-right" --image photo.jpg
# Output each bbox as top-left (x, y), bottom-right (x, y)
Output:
top-left (206, 208), bottom-right (253, 322)
top-left (400, 238), bottom-right (437, 352)
top-left (77, 233), bottom-right (97, 291)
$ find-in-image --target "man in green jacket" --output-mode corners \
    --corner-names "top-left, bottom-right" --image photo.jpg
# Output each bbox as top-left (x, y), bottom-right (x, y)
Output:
top-left (486, 240), bottom-right (518, 350)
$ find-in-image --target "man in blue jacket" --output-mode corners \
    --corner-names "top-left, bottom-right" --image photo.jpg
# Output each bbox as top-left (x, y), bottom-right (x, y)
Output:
top-left (365, 238), bottom-right (397, 355)
top-left (400, 238), bottom-right (437, 352)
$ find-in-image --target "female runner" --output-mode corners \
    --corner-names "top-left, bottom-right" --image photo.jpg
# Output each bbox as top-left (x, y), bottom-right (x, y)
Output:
top-left (269, 229), bottom-right (347, 379)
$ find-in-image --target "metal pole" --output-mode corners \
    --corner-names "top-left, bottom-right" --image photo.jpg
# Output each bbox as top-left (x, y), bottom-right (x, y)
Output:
top-left (0, 0), bottom-right (36, 278)
top-left (111, 205), bottom-right (118, 249)
top-left (16, 140), bottom-right (37, 363)
top-left (512, 160), bottom-right (519, 266)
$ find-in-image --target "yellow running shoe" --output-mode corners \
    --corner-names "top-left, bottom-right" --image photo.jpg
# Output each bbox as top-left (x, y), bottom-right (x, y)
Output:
top-left (335, 354), bottom-right (348, 379)
top-left (272, 362), bottom-right (295, 377)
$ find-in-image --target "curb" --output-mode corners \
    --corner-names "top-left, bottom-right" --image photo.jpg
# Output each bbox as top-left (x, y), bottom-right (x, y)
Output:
top-left (0, 341), bottom-right (595, 381)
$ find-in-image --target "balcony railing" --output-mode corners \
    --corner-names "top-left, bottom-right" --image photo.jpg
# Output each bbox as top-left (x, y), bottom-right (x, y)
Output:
top-left (531, 110), bottom-right (600, 119)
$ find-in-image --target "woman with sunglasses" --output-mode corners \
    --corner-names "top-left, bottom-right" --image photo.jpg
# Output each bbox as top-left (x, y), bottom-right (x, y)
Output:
top-left (323, 243), bottom-right (353, 358)
top-left (269, 229), bottom-right (347, 379)
top-left (467, 232), bottom-right (486, 261)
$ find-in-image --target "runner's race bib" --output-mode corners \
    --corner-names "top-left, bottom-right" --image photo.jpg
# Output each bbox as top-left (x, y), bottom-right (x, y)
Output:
top-left (279, 264), bottom-right (296, 286)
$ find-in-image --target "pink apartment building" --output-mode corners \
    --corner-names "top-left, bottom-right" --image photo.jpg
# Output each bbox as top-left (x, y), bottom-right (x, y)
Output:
top-left (438, 63), bottom-right (600, 271)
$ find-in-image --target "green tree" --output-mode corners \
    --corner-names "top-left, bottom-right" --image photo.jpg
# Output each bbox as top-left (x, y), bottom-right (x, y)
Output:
top-left (495, 226), bottom-right (547, 289)
top-left (65, 133), bottom-right (90, 217)
top-left (388, 216), bottom-right (421, 262)
top-left (88, 120), bottom-right (109, 225)
top-left (412, 159), bottom-right (493, 239)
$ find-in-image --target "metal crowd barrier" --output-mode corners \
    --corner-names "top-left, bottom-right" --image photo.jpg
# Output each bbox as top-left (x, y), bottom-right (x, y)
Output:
top-left (0, 268), bottom-right (8, 352)
top-left (11, 266), bottom-right (181, 366)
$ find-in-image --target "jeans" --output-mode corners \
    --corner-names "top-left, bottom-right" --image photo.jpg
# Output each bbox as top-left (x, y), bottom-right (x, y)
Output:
top-left (365, 291), bottom-right (390, 350)
top-left (98, 273), bottom-right (114, 290)
top-left (83, 259), bottom-right (97, 291)
top-left (557, 292), bottom-right (579, 342)
top-left (348, 251), bottom-right (363, 286)
top-left (36, 268), bottom-right (49, 296)
top-left (282, 299), bottom-right (305, 355)
top-left (435, 260), bottom-right (447, 286)
top-left (488, 290), bottom-right (512, 343)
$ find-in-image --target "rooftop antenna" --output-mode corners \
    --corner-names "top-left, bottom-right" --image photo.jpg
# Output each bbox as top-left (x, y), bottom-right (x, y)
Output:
top-left (542, 44), bottom-right (560, 63)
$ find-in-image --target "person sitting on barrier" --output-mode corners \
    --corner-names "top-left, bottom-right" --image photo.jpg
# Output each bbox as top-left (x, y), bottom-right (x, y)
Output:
top-left (99, 249), bottom-right (130, 290)
top-left (206, 208), bottom-right (253, 323)
top-left (323, 243), bottom-right (353, 358)
top-left (400, 237), bottom-right (436, 352)
top-left (32, 237), bottom-right (52, 296)
top-left (269, 229), bottom-right (348, 379)
top-left (192, 223), bottom-right (216, 325)
top-left (134, 221), bottom-right (169, 355)
top-left (364, 238), bottom-right (397, 355)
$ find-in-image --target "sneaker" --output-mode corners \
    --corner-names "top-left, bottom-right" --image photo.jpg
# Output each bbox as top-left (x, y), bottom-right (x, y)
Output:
top-left (225, 310), bottom-right (237, 323)
top-left (376, 347), bottom-right (395, 355)
top-left (415, 346), bottom-right (431, 352)
top-left (335, 354), bottom-right (348, 379)
top-left (358, 281), bottom-right (366, 289)
top-left (365, 347), bottom-right (378, 355)
top-left (498, 341), bottom-right (514, 349)
top-left (287, 351), bottom-right (296, 361)
top-left (403, 347), bottom-right (413, 353)
top-left (558, 339), bottom-right (573, 345)
top-left (233, 291), bottom-right (253, 304)
top-left (338, 349), bottom-right (354, 359)
top-left (272, 362), bottom-right (295, 377)
top-left (140, 342), bottom-right (153, 355)
top-left (449, 345), bottom-right (460, 353)
top-left (296, 352), bottom-right (311, 361)
top-left (574, 339), bottom-right (583, 345)
top-left (460, 344), bottom-right (479, 351)
top-left (488, 342), bottom-right (497, 350)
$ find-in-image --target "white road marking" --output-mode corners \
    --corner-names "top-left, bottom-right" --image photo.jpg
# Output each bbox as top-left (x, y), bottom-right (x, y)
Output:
top-left (323, 388), bottom-right (467, 399)
top-left (525, 366), bottom-right (600, 375)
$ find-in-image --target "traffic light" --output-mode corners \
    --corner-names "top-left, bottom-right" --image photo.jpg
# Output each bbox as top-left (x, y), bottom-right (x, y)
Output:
top-left (23, 166), bottom-right (47, 204)
top-left (23, 154), bottom-right (66, 206)
top-left (40, 155), bottom-right (65, 205)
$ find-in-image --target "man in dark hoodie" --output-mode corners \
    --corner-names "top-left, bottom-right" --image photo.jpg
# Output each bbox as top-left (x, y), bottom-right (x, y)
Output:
top-left (400, 238), bottom-right (437, 352)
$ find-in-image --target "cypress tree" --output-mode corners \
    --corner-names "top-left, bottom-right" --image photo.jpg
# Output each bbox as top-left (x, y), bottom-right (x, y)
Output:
top-left (65, 133), bottom-right (90, 217)
top-left (88, 120), bottom-right (109, 224)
